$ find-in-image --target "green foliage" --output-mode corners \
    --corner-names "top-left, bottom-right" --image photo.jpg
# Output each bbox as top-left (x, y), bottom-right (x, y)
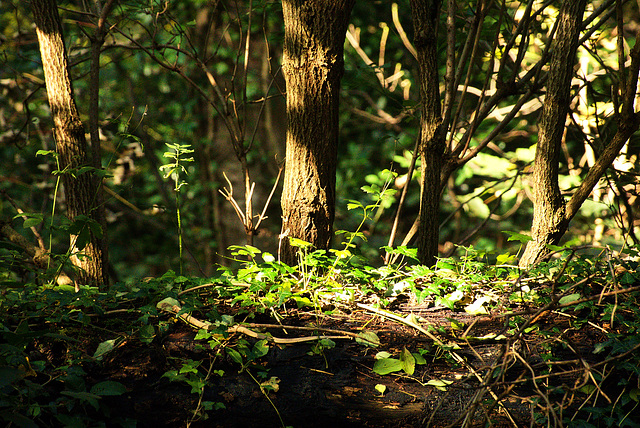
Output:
top-left (160, 143), bottom-right (194, 275)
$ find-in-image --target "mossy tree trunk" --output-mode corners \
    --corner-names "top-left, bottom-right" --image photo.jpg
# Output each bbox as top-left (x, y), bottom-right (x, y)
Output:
top-left (279, 0), bottom-right (355, 264)
top-left (31, 0), bottom-right (107, 287)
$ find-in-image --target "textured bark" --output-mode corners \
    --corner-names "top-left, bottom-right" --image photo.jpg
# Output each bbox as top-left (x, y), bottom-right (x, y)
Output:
top-left (410, 0), bottom-right (444, 267)
top-left (32, 0), bottom-right (107, 286)
top-left (519, 0), bottom-right (587, 267)
top-left (280, 0), bottom-right (355, 264)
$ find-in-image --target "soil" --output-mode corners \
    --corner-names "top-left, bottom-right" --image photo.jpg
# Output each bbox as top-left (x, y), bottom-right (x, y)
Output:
top-left (63, 304), bottom-right (610, 428)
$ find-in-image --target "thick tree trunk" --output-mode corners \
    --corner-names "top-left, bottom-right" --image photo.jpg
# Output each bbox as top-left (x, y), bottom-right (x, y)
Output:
top-left (32, 0), bottom-right (106, 286)
top-left (279, 0), bottom-right (355, 264)
top-left (410, 0), bottom-right (444, 268)
top-left (519, 0), bottom-right (587, 267)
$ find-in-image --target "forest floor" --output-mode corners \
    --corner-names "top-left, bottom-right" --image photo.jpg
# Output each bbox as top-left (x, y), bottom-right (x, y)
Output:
top-left (7, 254), bottom-right (640, 428)
top-left (74, 303), bottom-right (607, 427)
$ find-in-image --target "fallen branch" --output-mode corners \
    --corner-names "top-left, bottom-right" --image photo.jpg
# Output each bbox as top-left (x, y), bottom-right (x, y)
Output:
top-left (157, 298), bottom-right (362, 345)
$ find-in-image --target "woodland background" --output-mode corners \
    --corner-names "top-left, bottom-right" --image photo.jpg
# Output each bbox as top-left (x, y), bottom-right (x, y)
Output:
top-left (1, 0), bottom-right (639, 283)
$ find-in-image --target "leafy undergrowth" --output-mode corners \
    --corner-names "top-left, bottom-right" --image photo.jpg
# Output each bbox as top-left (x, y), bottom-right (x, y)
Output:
top-left (2, 245), bottom-right (640, 427)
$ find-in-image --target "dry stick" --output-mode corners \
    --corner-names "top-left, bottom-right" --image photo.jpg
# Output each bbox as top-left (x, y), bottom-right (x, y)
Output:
top-left (242, 322), bottom-right (369, 342)
top-left (356, 303), bottom-right (519, 428)
top-left (391, 3), bottom-right (417, 60)
top-left (158, 301), bottom-right (367, 345)
top-left (254, 165), bottom-right (283, 232)
top-left (219, 171), bottom-right (247, 224)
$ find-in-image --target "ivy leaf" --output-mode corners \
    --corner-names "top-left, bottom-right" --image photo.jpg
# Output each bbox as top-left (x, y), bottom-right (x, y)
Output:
top-left (227, 348), bottom-right (244, 365)
top-left (251, 340), bottom-right (270, 359)
top-left (373, 358), bottom-right (403, 375)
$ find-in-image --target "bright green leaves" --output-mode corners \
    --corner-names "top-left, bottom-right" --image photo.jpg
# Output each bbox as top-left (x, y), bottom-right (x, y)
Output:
top-left (159, 143), bottom-right (194, 192)
top-left (372, 348), bottom-right (423, 376)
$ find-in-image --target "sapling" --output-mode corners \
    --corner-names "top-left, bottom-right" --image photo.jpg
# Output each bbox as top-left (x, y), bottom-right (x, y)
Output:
top-left (160, 143), bottom-right (194, 275)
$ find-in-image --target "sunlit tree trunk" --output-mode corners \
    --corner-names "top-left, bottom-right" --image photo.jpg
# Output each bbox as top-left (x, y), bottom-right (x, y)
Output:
top-left (410, 0), bottom-right (445, 268)
top-left (519, 0), bottom-right (587, 267)
top-left (518, 0), bottom-right (587, 266)
top-left (32, 0), bottom-right (107, 286)
top-left (279, 0), bottom-right (355, 264)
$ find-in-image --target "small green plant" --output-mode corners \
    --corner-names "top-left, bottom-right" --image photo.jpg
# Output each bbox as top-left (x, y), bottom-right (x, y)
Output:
top-left (160, 143), bottom-right (194, 275)
top-left (162, 358), bottom-right (225, 426)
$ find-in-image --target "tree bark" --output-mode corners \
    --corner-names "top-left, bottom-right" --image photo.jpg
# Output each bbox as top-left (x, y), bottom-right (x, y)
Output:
top-left (410, 0), bottom-right (444, 268)
top-left (519, 0), bottom-right (587, 267)
top-left (279, 0), bottom-right (355, 264)
top-left (32, 0), bottom-right (107, 286)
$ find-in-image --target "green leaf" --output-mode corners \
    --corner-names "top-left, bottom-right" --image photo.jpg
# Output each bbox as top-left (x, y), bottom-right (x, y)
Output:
top-left (356, 331), bottom-right (380, 347)
top-left (375, 384), bottom-right (387, 395)
top-left (138, 324), bottom-right (155, 344)
top-left (412, 353), bottom-right (427, 365)
top-left (400, 348), bottom-right (415, 375)
top-left (194, 329), bottom-right (212, 340)
top-left (375, 351), bottom-right (392, 359)
top-left (36, 149), bottom-right (58, 157)
top-left (262, 252), bottom-right (275, 263)
top-left (496, 253), bottom-right (516, 265)
top-left (504, 231), bottom-right (532, 243)
top-left (288, 237), bottom-right (312, 248)
top-left (162, 370), bottom-right (187, 382)
top-left (252, 340), bottom-right (270, 359)
top-left (22, 217), bottom-right (43, 229)
top-left (157, 297), bottom-right (180, 311)
top-left (558, 293), bottom-right (581, 305)
top-left (227, 348), bottom-right (244, 365)
top-left (93, 339), bottom-right (116, 359)
top-left (90, 381), bottom-right (126, 396)
top-left (372, 358), bottom-right (403, 375)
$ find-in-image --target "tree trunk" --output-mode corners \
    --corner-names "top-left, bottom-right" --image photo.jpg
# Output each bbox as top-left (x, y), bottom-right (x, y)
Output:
top-left (279, 0), bottom-right (355, 264)
top-left (32, 0), bottom-right (107, 287)
top-left (410, 0), bottom-right (444, 268)
top-left (519, 0), bottom-right (587, 267)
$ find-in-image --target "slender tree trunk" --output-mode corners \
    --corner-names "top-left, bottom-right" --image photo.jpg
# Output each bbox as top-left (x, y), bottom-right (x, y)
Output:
top-left (410, 0), bottom-right (444, 268)
top-left (32, 0), bottom-right (106, 286)
top-left (519, 0), bottom-right (587, 267)
top-left (87, 0), bottom-right (114, 284)
top-left (279, 0), bottom-right (355, 264)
